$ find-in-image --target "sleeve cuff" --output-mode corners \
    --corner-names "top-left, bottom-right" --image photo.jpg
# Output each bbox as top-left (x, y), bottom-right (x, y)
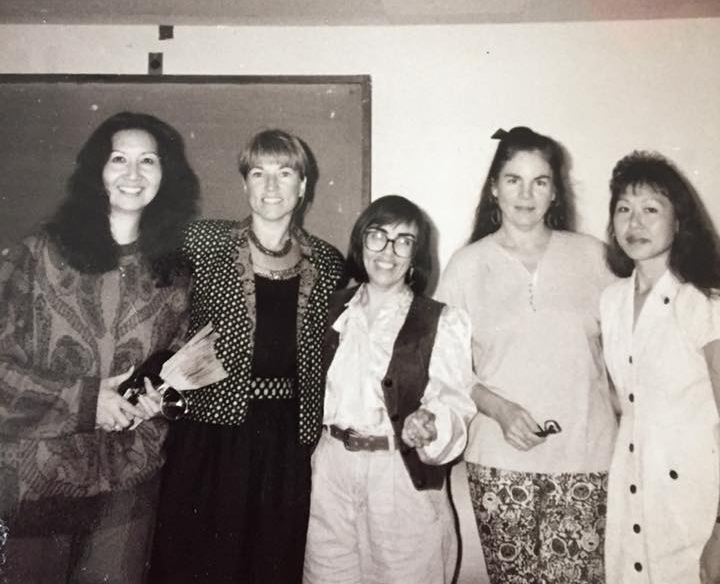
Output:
top-left (417, 404), bottom-right (466, 465)
top-left (77, 376), bottom-right (101, 433)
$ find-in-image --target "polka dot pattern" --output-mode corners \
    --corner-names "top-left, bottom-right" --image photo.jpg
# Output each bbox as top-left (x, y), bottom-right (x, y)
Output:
top-left (249, 377), bottom-right (294, 399)
top-left (181, 219), bottom-right (345, 445)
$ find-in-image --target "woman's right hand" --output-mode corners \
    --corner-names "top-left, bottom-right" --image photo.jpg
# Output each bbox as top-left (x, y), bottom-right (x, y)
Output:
top-left (96, 367), bottom-right (147, 432)
top-left (490, 395), bottom-right (546, 451)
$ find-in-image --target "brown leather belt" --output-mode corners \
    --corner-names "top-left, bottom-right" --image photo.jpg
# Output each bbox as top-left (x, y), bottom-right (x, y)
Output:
top-left (327, 424), bottom-right (399, 452)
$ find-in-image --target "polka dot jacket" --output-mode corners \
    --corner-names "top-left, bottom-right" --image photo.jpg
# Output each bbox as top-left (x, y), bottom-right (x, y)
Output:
top-left (181, 218), bottom-right (345, 445)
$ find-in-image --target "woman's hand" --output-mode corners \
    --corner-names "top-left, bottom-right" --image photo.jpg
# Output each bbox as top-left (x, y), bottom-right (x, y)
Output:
top-left (489, 395), bottom-right (545, 451)
top-left (401, 408), bottom-right (438, 449)
top-left (129, 377), bottom-right (164, 429)
top-left (701, 523), bottom-right (720, 584)
top-left (137, 377), bottom-right (163, 417)
top-left (96, 367), bottom-right (147, 432)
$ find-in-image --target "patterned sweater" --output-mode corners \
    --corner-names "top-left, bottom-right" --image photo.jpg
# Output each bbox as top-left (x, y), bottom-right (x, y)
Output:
top-left (181, 219), bottom-right (345, 445)
top-left (0, 232), bottom-right (190, 531)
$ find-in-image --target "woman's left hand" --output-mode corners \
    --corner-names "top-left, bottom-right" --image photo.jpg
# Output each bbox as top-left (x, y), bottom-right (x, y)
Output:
top-left (401, 408), bottom-right (437, 449)
top-left (701, 524), bottom-right (720, 584)
top-left (130, 378), bottom-right (164, 429)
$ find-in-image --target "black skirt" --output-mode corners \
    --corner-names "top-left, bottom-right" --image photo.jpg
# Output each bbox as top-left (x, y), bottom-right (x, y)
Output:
top-left (149, 398), bottom-right (312, 584)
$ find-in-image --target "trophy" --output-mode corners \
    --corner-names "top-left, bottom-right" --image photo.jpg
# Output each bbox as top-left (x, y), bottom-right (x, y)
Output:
top-left (118, 323), bottom-right (227, 420)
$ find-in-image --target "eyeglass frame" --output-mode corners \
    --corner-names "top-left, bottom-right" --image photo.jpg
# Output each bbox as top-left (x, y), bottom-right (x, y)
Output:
top-left (362, 227), bottom-right (418, 259)
top-left (534, 419), bottom-right (562, 438)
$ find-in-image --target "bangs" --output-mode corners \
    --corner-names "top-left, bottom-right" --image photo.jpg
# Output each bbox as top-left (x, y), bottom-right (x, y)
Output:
top-left (368, 213), bottom-right (418, 232)
top-left (239, 129), bottom-right (308, 178)
top-left (246, 150), bottom-right (303, 172)
top-left (625, 181), bottom-right (670, 199)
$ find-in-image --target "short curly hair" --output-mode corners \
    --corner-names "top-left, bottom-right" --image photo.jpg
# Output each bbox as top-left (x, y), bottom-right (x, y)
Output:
top-left (606, 150), bottom-right (720, 295)
top-left (46, 111), bottom-right (199, 281)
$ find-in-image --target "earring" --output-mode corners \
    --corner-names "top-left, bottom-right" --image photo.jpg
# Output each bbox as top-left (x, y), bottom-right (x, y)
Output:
top-left (547, 210), bottom-right (561, 230)
top-left (407, 265), bottom-right (415, 284)
top-left (490, 208), bottom-right (502, 226)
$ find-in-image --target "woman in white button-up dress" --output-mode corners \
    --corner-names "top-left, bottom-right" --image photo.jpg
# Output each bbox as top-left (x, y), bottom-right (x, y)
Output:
top-left (600, 151), bottom-right (720, 584)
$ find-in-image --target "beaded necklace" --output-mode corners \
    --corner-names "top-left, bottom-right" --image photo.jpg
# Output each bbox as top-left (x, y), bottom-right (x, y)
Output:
top-left (248, 228), bottom-right (292, 258)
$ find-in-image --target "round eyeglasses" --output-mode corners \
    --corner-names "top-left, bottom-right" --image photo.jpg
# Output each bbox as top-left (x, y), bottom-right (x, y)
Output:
top-left (534, 419), bottom-right (562, 438)
top-left (363, 229), bottom-right (417, 259)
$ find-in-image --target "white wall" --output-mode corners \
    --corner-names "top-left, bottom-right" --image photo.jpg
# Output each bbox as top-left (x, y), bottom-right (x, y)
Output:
top-left (2, 19), bottom-right (719, 583)
top-left (2, 19), bottom-right (719, 269)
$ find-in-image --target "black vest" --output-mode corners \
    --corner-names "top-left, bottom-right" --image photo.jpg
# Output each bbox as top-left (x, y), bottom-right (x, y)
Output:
top-left (323, 286), bottom-right (447, 491)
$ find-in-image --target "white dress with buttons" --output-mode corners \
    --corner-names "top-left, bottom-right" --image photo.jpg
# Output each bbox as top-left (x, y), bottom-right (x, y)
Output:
top-left (601, 270), bottom-right (720, 584)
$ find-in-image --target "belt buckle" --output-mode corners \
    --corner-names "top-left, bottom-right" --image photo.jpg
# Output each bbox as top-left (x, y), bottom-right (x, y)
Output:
top-left (343, 428), bottom-right (361, 452)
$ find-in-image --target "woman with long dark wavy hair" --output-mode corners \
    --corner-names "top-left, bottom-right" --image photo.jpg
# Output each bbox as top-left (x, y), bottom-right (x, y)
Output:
top-left (0, 111), bottom-right (199, 584)
top-left (601, 151), bottom-right (720, 584)
top-left (437, 127), bottom-right (617, 583)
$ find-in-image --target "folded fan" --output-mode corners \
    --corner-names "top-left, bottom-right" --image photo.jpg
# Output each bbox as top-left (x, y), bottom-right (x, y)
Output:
top-left (157, 323), bottom-right (228, 392)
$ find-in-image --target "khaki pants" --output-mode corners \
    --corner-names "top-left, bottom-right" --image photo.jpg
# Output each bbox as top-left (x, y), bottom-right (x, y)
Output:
top-left (303, 430), bottom-right (457, 584)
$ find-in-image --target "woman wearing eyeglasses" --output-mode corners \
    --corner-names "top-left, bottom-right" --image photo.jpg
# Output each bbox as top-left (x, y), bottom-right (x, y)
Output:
top-left (436, 127), bottom-right (618, 584)
top-left (0, 112), bottom-right (198, 583)
top-left (303, 195), bottom-right (476, 584)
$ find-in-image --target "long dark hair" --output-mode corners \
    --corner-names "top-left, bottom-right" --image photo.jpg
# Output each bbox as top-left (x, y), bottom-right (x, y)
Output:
top-left (606, 150), bottom-right (720, 295)
top-left (45, 111), bottom-right (199, 282)
top-left (346, 195), bottom-right (432, 295)
top-left (469, 126), bottom-right (573, 243)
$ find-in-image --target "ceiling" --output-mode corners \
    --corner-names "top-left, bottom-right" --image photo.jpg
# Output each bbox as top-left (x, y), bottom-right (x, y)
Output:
top-left (2, 0), bottom-right (720, 26)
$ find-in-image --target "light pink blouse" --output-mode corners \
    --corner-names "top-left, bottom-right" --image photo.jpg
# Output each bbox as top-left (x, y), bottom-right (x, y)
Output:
top-left (437, 230), bottom-right (617, 473)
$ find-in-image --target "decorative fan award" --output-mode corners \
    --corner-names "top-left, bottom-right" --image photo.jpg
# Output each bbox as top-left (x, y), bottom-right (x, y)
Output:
top-left (117, 323), bottom-right (227, 420)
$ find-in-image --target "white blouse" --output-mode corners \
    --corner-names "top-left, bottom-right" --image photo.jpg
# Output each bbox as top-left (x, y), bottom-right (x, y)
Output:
top-left (323, 285), bottom-right (477, 464)
top-left (437, 231), bottom-right (617, 473)
top-left (601, 270), bottom-right (720, 584)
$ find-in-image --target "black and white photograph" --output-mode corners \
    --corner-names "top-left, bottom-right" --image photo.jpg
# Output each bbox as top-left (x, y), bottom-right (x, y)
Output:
top-left (1, 2), bottom-right (720, 583)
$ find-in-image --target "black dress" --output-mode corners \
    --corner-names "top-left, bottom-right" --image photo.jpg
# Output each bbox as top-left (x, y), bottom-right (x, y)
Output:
top-left (150, 275), bottom-right (312, 584)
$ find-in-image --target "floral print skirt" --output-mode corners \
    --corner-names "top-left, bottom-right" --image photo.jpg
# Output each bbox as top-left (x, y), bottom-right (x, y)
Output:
top-left (467, 464), bottom-right (608, 584)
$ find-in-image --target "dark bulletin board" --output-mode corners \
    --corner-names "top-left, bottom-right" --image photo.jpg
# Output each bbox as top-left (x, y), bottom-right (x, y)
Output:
top-left (0, 74), bottom-right (371, 254)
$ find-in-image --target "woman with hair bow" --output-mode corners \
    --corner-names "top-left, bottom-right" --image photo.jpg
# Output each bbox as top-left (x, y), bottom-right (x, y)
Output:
top-left (437, 127), bottom-right (618, 583)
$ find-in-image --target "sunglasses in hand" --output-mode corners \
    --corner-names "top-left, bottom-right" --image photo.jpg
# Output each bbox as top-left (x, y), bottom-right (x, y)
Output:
top-left (534, 419), bottom-right (562, 438)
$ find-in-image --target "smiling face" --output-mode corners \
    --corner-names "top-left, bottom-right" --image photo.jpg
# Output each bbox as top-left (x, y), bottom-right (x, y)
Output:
top-left (362, 221), bottom-right (418, 294)
top-left (613, 184), bottom-right (677, 271)
top-left (492, 149), bottom-right (554, 231)
top-left (103, 129), bottom-right (162, 217)
top-left (245, 156), bottom-right (306, 226)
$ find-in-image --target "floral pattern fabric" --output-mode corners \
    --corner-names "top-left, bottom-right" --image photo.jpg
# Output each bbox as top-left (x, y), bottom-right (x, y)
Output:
top-left (468, 463), bottom-right (607, 584)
